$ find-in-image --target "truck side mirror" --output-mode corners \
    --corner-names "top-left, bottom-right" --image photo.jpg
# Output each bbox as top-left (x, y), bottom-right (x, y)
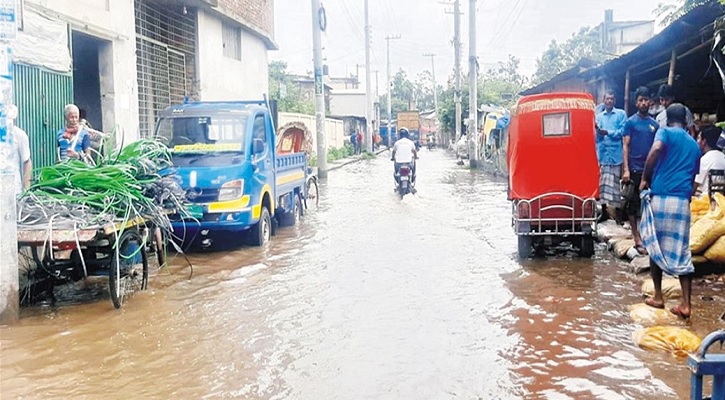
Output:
top-left (253, 138), bottom-right (265, 154)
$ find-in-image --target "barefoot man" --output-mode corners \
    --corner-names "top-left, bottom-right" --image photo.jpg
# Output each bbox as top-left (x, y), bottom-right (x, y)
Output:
top-left (640, 104), bottom-right (701, 319)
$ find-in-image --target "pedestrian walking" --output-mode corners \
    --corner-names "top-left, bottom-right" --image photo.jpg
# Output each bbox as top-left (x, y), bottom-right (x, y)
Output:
top-left (640, 103), bottom-right (701, 320)
top-left (622, 86), bottom-right (659, 254)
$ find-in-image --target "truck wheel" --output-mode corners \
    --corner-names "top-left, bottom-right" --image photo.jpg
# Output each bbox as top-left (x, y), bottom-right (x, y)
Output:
top-left (579, 236), bottom-right (595, 258)
top-left (249, 207), bottom-right (271, 246)
top-left (518, 236), bottom-right (532, 258)
top-left (279, 195), bottom-right (301, 227)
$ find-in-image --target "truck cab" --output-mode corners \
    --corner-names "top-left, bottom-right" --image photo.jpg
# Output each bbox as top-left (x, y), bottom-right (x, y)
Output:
top-left (155, 101), bottom-right (309, 247)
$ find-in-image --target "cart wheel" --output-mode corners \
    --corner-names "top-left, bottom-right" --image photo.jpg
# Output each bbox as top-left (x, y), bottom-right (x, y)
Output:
top-left (279, 194), bottom-right (302, 227)
top-left (579, 236), bottom-right (595, 258)
top-left (109, 230), bottom-right (149, 309)
top-left (305, 177), bottom-right (319, 211)
top-left (517, 236), bottom-right (532, 258)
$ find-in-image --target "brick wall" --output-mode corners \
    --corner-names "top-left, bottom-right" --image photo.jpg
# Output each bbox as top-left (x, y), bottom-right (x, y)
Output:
top-left (217, 0), bottom-right (274, 40)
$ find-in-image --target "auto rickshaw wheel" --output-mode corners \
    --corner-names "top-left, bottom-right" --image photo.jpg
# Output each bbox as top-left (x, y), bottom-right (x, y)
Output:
top-left (517, 236), bottom-right (532, 258)
top-left (579, 236), bottom-right (595, 258)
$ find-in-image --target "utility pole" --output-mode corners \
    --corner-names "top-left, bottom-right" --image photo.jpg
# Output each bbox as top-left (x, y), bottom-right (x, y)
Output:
top-left (311, 0), bottom-right (328, 179)
top-left (364, 0), bottom-right (373, 153)
top-left (468, 0), bottom-right (479, 168)
top-left (386, 34), bottom-right (401, 147)
top-left (423, 53), bottom-right (439, 144)
top-left (453, 0), bottom-right (462, 150)
top-left (373, 70), bottom-right (380, 139)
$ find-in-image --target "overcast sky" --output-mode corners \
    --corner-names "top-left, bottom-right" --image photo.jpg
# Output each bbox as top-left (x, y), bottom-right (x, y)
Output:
top-left (271, 0), bottom-right (676, 87)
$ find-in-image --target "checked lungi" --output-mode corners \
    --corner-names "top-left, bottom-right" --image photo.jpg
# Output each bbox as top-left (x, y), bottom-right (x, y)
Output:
top-left (639, 190), bottom-right (695, 276)
top-left (599, 164), bottom-right (622, 208)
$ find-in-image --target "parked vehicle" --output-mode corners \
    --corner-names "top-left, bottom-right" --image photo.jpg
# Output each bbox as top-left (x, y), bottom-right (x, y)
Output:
top-left (507, 92), bottom-right (600, 258)
top-left (156, 100), bottom-right (310, 248)
top-left (398, 111), bottom-right (421, 148)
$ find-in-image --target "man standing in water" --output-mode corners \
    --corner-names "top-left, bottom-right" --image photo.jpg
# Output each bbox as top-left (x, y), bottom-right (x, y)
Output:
top-left (622, 87), bottom-right (659, 255)
top-left (595, 90), bottom-right (627, 223)
top-left (640, 104), bottom-right (701, 319)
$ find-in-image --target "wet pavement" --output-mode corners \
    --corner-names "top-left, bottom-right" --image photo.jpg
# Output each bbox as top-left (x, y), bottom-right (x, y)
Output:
top-left (3, 150), bottom-right (725, 399)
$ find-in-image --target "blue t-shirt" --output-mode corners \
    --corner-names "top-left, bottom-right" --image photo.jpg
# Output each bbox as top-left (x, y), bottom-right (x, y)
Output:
top-left (57, 128), bottom-right (91, 160)
top-left (650, 127), bottom-right (701, 199)
top-left (623, 113), bottom-right (659, 173)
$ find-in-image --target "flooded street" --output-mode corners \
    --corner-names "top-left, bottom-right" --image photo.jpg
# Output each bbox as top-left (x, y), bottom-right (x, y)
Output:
top-left (3, 150), bottom-right (724, 399)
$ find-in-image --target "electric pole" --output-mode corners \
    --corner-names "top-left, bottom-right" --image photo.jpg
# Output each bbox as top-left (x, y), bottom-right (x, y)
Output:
top-left (423, 53), bottom-right (439, 145)
top-left (453, 0), bottom-right (462, 150)
top-left (311, 0), bottom-right (328, 178)
top-left (468, 0), bottom-right (479, 168)
top-left (386, 34), bottom-right (401, 147)
top-left (364, 0), bottom-right (373, 153)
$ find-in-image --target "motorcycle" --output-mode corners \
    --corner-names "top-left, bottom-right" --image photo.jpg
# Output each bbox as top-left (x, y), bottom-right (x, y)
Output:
top-left (393, 161), bottom-right (416, 197)
top-left (427, 141), bottom-right (435, 150)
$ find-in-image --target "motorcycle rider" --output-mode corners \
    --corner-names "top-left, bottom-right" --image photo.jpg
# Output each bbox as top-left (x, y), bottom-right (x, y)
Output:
top-left (391, 127), bottom-right (418, 184)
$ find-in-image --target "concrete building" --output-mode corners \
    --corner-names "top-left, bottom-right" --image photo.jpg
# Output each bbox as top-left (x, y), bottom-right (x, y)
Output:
top-left (13, 1), bottom-right (139, 168)
top-left (11, 0), bottom-right (276, 167)
top-left (599, 9), bottom-right (654, 56)
top-left (135, 0), bottom-right (277, 137)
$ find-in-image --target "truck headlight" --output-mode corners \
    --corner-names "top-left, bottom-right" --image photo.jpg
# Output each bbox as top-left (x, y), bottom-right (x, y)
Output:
top-left (218, 179), bottom-right (244, 201)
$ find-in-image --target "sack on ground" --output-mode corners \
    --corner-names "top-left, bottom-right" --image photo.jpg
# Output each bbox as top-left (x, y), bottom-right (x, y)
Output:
top-left (693, 255), bottom-right (709, 264)
top-left (613, 239), bottom-right (635, 259)
top-left (630, 256), bottom-right (651, 274)
top-left (633, 326), bottom-right (701, 357)
top-left (704, 235), bottom-right (725, 264)
top-left (690, 211), bottom-right (725, 254)
top-left (641, 278), bottom-right (682, 300)
top-left (629, 304), bottom-right (679, 325)
top-left (597, 220), bottom-right (632, 242)
top-left (692, 194), bottom-right (710, 216)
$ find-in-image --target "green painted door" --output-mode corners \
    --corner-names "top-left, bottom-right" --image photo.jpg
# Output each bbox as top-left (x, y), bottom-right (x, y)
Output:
top-left (13, 64), bottom-right (74, 170)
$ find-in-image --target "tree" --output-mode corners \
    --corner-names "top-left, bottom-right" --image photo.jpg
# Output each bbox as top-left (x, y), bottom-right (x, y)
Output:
top-left (655, 0), bottom-right (713, 26)
top-left (268, 61), bottom-right (315, 115)
top-left (531, 27), bottom-right (610, 85)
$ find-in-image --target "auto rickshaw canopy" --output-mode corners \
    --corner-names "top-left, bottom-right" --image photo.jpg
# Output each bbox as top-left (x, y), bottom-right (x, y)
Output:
top-left (507, 92), bottom-right (600, 200)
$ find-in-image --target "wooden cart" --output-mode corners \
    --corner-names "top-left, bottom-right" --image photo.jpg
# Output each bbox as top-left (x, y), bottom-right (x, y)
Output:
top-left (17, 217), bottom-right (151, 308)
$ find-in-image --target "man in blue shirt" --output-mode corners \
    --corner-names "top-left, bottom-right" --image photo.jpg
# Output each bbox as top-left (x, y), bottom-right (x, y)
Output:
top-left (640, 103), bottom-right (701, 320)
top-left (622, 87), bottom-right (659, 254)
top-left (57, 104), bottom-right (91, 162)
top-left (595, 90), bottom-right (627, 222)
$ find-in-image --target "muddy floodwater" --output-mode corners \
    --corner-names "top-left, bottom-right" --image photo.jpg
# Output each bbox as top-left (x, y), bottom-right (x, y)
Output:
top-left (4, 150), bottom-right (725, 399)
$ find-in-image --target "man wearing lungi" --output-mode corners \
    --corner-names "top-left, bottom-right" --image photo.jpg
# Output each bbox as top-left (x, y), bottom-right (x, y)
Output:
top-left (622, 86), bottom-right (659, 255)
top-left (595, 90), bottom-right (627, 223)
top-left (640, 104), bottom-right (701, 320)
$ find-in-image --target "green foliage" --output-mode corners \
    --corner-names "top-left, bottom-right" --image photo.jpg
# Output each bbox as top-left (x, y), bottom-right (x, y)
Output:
top-left (361, 151), bottom-right (376, 160)
top-left (438, 55), bottom-right (526, 134)
top-left (269, 61), bottom-right (315, 115)
top-left (378, 68), bottom-right (439, 119)
top-left (531, 27), bottom-right (610, 85)
top-left (655, 0), bottom-right (715, 26)
top-left (327, 143), bottom-right (354, 162)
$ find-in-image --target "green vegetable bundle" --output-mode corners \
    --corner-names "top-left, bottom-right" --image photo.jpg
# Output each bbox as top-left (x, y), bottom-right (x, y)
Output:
top-left (19, 139), bottom-right (179, 230)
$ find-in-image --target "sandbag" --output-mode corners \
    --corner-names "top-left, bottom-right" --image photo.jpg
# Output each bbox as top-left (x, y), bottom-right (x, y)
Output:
top-left (690, 213), bottom-right (725, 254)
top-left (693, 255), bottom-right (709, 264)
top-left (597, 220), bottom-right (632, 242)
top-left (704, 235), bottom-right (725, 264)
top-left (630, 256), bottom-right (651, 274)
top-left (633, 326), bottom-right (701, 357)
top-left (641, 278), bottom-right (682, 300)
top-left (629, 303), bottom-right (678, 325)
top-left (613, 239), bottom-right (635, 259)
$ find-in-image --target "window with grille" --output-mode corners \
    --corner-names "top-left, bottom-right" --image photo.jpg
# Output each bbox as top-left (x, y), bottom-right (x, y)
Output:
top-left (222, 23), bottom-right (241, 61)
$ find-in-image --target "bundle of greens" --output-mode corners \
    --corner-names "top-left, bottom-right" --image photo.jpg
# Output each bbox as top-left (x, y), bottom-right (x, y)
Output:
top-left (18, 139), bottom-right (185, 233)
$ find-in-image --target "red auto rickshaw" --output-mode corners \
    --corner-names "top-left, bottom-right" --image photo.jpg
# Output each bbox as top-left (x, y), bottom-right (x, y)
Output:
top-left (507, 92), bottom-right (600, 258)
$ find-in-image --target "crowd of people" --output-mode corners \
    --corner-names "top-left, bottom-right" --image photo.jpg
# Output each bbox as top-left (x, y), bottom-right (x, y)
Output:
top-left (595, 84), bottom-right (724, 320)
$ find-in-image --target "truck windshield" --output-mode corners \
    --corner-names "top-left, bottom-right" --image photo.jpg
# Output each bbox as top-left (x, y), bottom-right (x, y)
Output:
top-left (156, 115), bottom-right (248, 154)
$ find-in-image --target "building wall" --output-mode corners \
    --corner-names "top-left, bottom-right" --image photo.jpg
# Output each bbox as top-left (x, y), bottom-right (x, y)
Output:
top-left (278, 112), bottom-right (345, 151)
top-left (24, 0), bottom-right (139, 143)
top-left (216, 0), bottom-right (274, 41)
top-left (609, 23), bottom-right (654, 56)
top-left (329, 92), bottom-right (366, 117)
top-left (197, 9), bottom-right (269, 100)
